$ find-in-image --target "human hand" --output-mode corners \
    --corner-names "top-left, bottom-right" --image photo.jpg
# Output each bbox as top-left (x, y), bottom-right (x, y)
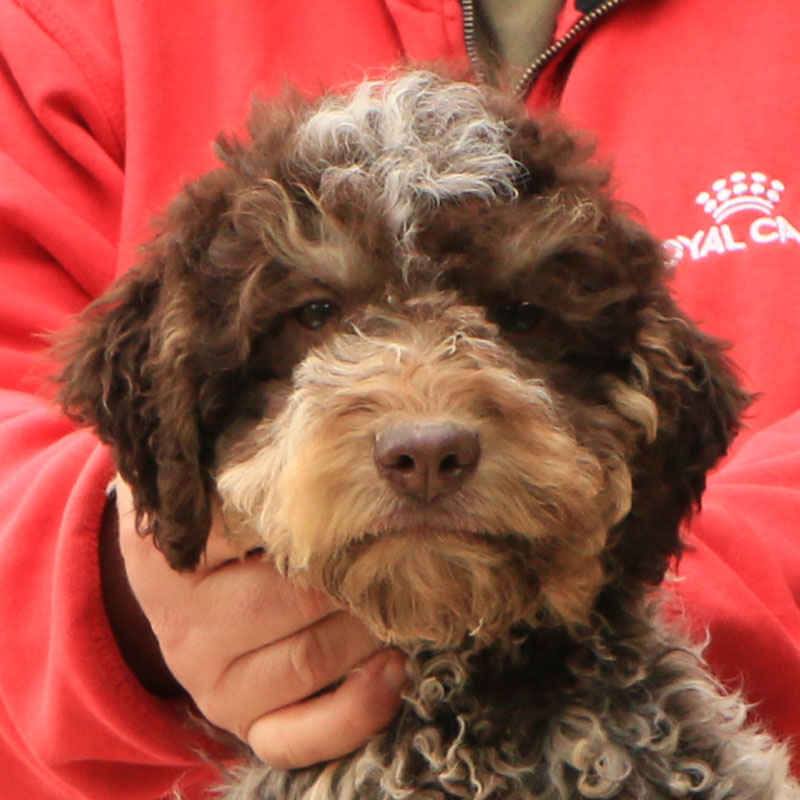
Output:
top-left (113, 480), bottom-right (406, 769)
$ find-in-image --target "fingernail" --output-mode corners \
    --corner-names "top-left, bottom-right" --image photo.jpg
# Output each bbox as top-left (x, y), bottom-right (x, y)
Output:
top-left (382, 654), bottom-right (408, 690)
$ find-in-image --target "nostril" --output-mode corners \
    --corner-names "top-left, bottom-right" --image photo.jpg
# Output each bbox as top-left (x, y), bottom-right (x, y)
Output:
top-left (393, 454), bottom-right (417, 472)
top-left (439, 453), bottom-right (459, 472)
top-left (438, 436), bottom-right (479, 472)
top-left (439, 452), bottom-right (469, 475)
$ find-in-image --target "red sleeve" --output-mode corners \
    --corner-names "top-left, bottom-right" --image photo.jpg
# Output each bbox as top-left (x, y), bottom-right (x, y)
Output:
top-left (672, 411), bottom-right (800, 771)
top-left (0, 2), bottom-right (219, 797)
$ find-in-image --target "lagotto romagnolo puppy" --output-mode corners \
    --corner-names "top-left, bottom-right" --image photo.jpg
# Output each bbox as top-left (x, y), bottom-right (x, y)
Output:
top-left (57, 71), bottom-right (799, 800)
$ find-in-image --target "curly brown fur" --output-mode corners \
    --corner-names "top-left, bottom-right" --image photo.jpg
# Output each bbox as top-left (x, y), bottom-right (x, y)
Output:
top-left (56, 70), bottom-right (796, 799)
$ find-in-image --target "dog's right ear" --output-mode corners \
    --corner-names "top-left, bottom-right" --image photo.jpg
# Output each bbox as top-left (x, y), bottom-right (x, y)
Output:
top-left (56, 167), bottom-right (236, 570)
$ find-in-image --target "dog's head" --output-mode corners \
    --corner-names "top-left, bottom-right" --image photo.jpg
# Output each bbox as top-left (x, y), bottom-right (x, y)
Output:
top-left (58, 71), bottom-right (749, 647)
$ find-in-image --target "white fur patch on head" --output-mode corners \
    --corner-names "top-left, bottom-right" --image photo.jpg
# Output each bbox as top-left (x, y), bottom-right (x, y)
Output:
top-left (292, 71), bottom-right (523, 237)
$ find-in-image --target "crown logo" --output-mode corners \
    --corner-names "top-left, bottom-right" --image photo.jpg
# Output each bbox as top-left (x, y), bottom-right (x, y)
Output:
top-left (696, 171), bottom-right (784, 223)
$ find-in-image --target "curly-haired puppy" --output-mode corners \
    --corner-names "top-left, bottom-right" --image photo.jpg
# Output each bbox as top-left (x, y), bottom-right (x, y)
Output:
top-left (58, 71), bottom-right (799, 800)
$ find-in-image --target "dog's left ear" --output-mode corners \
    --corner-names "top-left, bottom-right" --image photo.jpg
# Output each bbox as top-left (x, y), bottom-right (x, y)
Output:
top-left (56, 167), bottom-right (237, 570)
top-left (614, 285), bottom-right (752, 583)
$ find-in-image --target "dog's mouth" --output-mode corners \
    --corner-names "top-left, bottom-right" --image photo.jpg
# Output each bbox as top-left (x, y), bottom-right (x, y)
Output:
top-left (360, 507), bottom-right (501, 539)
top-left (305, 527), bottom-right (548, 647)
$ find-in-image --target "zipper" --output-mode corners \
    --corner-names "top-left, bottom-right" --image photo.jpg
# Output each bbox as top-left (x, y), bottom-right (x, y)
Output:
top-left (460, 0), bottom-right (490, 86)
top-left (461, 0), bottom-right (630, 99)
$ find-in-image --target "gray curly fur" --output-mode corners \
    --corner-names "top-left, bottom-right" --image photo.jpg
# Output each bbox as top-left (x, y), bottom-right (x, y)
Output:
top-left (224, 597), bottom-right (797, 800)
top-left (291, 71), bottom-right (521, 241)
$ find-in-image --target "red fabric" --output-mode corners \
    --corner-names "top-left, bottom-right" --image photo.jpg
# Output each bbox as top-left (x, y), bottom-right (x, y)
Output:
top-left (551, 0), bottom-right (800, 757)
top-left (0, 0), bottom-right (798, 796)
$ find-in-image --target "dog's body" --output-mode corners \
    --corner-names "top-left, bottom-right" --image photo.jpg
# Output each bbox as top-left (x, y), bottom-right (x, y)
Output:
top-left (58, 71), bottom-right (798, 799)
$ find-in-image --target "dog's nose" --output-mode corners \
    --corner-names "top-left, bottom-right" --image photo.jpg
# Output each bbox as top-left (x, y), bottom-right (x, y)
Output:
top-left (374, 422), bottom-right (480, 501)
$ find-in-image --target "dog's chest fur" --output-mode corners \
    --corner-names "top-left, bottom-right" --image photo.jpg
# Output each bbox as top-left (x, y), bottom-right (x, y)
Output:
top-left (226, 601), bottom-right (795, 800)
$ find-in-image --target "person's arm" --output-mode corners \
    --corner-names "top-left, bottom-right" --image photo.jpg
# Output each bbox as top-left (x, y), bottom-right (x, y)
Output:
top-left (0, 4), bottom-right (227, 796)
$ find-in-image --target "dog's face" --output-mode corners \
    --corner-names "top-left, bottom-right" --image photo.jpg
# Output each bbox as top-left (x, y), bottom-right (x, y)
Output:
top-left (58, 72), bottom-right (748, 647)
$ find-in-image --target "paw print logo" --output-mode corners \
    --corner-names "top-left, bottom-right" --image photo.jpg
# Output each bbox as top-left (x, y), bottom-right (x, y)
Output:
top-left (696, 172), bottom-right (784, 223)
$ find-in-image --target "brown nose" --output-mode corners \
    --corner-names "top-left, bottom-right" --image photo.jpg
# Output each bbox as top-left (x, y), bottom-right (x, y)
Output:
top-left (374, 422), bottom-right (480, 501)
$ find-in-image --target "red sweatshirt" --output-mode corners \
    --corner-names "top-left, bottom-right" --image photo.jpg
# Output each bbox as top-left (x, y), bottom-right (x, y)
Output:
top-left (1, 1), bottom-right (798, 797)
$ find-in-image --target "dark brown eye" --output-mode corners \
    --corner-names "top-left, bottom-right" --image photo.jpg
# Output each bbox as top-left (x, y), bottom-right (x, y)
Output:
top-left (494, 301), bottom-right (544, 333)
top-left (292, 299), bottom-right (340, 330)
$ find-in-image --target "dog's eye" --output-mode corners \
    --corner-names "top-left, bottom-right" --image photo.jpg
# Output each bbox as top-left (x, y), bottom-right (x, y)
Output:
top-left (293, 300), bottom-right (341, 331)
top-left (493, 301), bottom-right (544, 334)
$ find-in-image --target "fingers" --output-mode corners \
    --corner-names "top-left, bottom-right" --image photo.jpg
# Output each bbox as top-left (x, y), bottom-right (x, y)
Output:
top-left (155, 558), bottom-right (335, 673)
top-left (202, 515), bottom-right (262, 568)
top-left (246, 649), bottom-right (408, 769)
top-left (196, 610), bottom-right (382, 737)
top-left (113, 476), bottom-right (406, 768)
top-left (115, 478), bottom-right (245, 573)
top-left (117, 480), bottom-right (335, 668)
